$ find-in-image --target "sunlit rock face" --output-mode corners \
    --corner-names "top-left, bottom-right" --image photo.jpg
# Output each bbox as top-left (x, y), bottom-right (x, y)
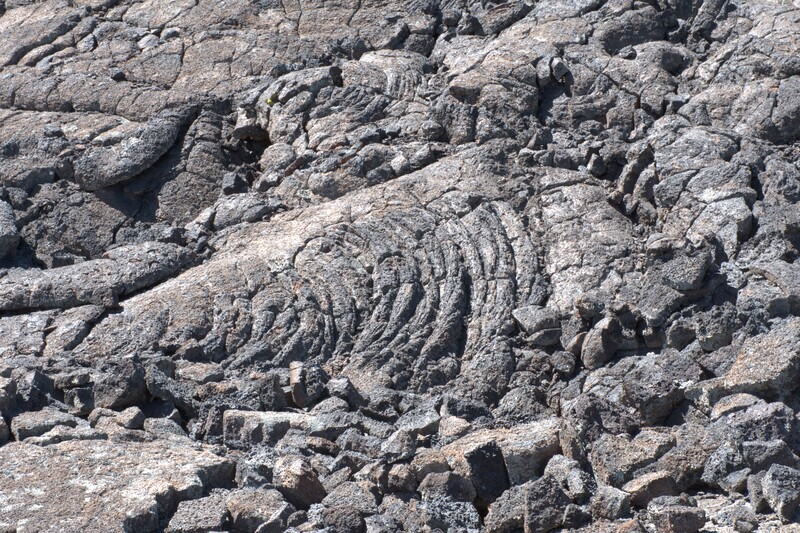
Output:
top-left (1, 0), bottom-right (800, 531)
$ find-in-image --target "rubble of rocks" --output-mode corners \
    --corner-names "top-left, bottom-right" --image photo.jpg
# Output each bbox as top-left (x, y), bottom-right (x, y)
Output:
top-left (1, 0), bottom-right (800, 531)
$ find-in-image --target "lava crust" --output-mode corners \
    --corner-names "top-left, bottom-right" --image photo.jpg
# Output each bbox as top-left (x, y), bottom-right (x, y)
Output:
top-left (0, 0), bottom-right (799, 532)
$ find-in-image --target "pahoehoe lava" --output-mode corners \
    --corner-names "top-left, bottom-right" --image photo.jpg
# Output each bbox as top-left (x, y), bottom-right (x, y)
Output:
top-left (0, 0), bottom-right (799, 532)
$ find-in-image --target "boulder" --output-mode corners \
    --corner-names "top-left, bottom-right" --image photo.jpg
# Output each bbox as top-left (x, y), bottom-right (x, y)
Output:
top-left (226, 489), bottom-right (295, 533)
top-left (486, 484), bottom-right (528, 533)
top-left (647, 496), bottom-right (706, 533)
top-left (581, 315), bottom-right (623, 369)
top-left (0, 439), bottom-right (234, 532)
top-left (622, 471), bottom-right (679, 508)
top-left (687, 318), bottom-right (800, 408)
top-left (524, 474), bottom-right (572, 533)
top-left (166, 492), bottom-right (229, 533)
top-left (590, 485), bottom-right (631, 520)
top-left (223, 410), bottom-right (308, 449)
top-left (443, 418), bottom-right (560, 486)
top-left (418, 472), bottom-right (476, 502)
top-left (762, 465), bottom-right (800, 523)
top-left (322, 482), bottom-right (379, 516)
top-left (273, 456), bottom-right (326, 509)
top-left (10, 408), bottom-right (82, 441)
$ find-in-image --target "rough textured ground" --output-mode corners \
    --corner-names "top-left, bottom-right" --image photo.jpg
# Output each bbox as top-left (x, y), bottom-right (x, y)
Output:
top-left (0, 0), bottom-right (799, 531)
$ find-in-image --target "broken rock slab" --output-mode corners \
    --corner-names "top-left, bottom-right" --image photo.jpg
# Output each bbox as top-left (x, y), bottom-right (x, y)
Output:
top-left (226, 488), bottom-right (296, 533)
top-left (442, 417), bottom-right (561, 487)
top-left (0, 438), bottom-right (235, 533)
top-left (10, 407), bottom-right (83, 440)
top-left (222, 410), bottom-right (308, 449)
top-left (762, 464), bottom-right (800, 524)
top-left (165, 491), bottom-right (229, 533)
top-left (687, 318), bottom-right (800, 409)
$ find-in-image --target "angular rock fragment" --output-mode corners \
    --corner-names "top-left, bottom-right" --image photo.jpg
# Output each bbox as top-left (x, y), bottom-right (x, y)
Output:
top-left (322, 482), bottom-right (379, 517)
top-left (622, 350), bottom-right (703, 424)
top-left (591, 485), bottom-right (631, 520)
top-left (622, 471), bottom-right (679, 508)
top-left (581, 315), bottom-right (623, 369)
top-left (686, 318), bottom-right (800, 409)
top-left (0, 416), bottom-right (9, 445)
top-left (418, 472), bottom-right (476, 502)
top-left (647, 496), bottom-right (707, 533)
top-left (762, 465), bottom-right (800, 523)
top-left (223, 410), bottom-right (307, 449)
top-left (166, 492), bottom-right (229, 533)
top-left (226, 488), bottom-right (295, 533)
top-left (524, 475), bottom-right (572, 533)
top-left (10, 407), bottom-right (82, 440)
top-left (273, 455), bottom-right (327, 510)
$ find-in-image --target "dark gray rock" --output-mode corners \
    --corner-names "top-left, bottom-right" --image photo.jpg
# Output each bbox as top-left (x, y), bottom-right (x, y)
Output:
top-left (0, 200), bottom-right (19, 257)
top-left (622, 349), bottom-right (703, 424)
top-left (74, 108), bottom-right (195, 191)
top-left (524, 474), bottom-right (572, 533)
top-left (319, 505), bottom-right (366, 533)
top-left (486, 483), bottom-right (527, 533)
top-left (622, 471), bottom-right (679, 508)
top-left (742, 440), bottom-right (799, 473)
top-left (321, 482), bottom-right (379, 517)
top-left (448, 439), bottom-right (510, 505)
top-left (646, 496), bottom-right (706, 533)
top-left (762, 465), bottom-right (800, 523)
top-left (0, 416), bottom-right (9, 445)
top-left (0, 0), bottom-right (798, 530)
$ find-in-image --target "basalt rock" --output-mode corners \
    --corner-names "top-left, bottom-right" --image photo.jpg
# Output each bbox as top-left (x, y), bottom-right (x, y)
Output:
top-left (1, 0), bottom-right (799, 530)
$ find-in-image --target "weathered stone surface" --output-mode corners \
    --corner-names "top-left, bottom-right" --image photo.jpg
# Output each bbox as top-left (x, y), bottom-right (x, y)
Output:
top-left (0, 439), bottom-right (234, 532)
top-left (486, 483), bottom-right (527, 533)
top-left (0, 200), bottom-right (19, 258)
top-left (622, 350), bottom-right (703, 424)
top-left (418, 471), bottom-right (476, 503)
top-left (762, 465), bottom-right (800, 523)
top-left (321, 482), bottom-right (379, 517)
top-left (590, 430), bottom-right (675, 487)
top-left (524, 475), bottom-right (572, 533)
top-left (226, 488), bottom-right (295, 533)
top-left (223, 410), bottom-right (308, 449)
top-left (622, 471), bottom-right (679, 508)
top-left (688, 318), bottom-right (800, 409)
top-left (0, 242), bottom-right (193, 311)
top-left (115, 406), bottom-right (146, 430)
top-left (165, 492), bottom-right (229, 533)
top-left (10, 407), bottom-right (82, 440)
top-left (591, 485), bottom-right (631, 520)
top-left (0, 415), bottom-right (9, 445)
top-left (411, 449), bottom-right (451, 482)
top-left (647, 496), bottom-right (706, 533)
top-left (0, 0), bottom-right (798, 530)
top-left (273, 456), bottom-right (326, 510)
top-left (581, 316), bottom-right (623, 370)
top-left (443, 418), bottom-right (561, 486)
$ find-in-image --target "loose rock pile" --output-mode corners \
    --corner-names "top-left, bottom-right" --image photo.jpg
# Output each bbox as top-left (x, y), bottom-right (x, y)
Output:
top-left (0, 0), bottom-right (799, 531)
